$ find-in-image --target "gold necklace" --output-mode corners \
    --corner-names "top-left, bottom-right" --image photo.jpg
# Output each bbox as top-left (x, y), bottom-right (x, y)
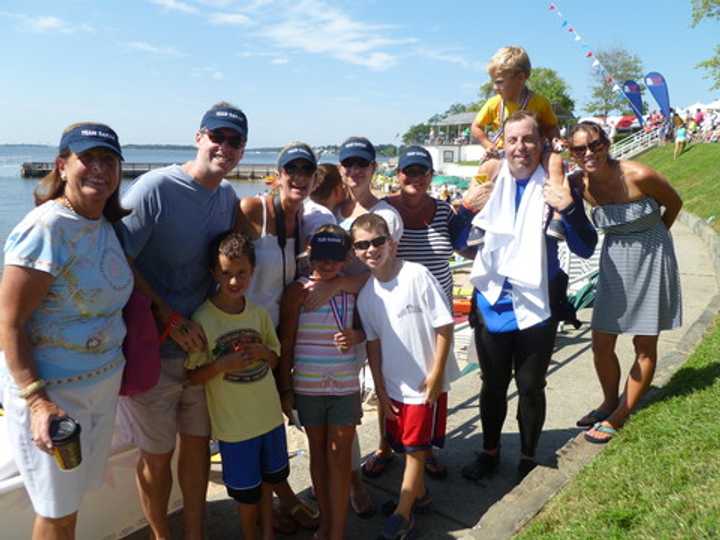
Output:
top-left (61, 196), bottom-right (78, 214)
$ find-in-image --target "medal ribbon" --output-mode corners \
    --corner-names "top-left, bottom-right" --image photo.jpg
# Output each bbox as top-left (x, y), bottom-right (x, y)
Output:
top-left (329, 292), bottom-right (347, 332)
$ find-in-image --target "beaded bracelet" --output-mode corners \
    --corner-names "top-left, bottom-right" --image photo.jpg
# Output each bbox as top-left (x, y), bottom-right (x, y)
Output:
top-left (19, 379), bottom-right (47, 399)
top-left (159, 312), bottom-right (183, 343)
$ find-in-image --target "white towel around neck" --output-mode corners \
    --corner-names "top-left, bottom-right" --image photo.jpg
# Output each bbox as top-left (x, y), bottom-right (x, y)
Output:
top-left (469, 160), bottom-right (551, 329)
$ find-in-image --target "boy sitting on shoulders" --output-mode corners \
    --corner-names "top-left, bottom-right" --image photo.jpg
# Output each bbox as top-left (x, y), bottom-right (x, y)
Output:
top-left (351, 213), bottom-right (458, 540)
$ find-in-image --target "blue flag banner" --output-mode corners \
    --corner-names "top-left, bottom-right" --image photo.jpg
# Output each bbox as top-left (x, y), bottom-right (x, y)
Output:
top-left (622, 80), bottom-right (644, 126)
top-left (645, 72), bottom-right (671, 118)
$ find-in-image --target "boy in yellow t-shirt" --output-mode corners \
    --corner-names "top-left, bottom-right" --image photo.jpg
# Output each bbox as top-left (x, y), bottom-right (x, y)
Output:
top-left (186, 231), bottom-right (286, 540)
top-left (470, 46), bottom-right (565, 241)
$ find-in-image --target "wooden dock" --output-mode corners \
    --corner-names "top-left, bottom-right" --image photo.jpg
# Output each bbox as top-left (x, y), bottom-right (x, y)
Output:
top-left (20, 162), bottom-right (276, 181)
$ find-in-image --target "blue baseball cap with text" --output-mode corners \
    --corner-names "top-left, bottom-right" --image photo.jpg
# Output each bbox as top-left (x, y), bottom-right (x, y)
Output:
top-left (59, 123), bottom-right (124, 160)
top-left (277, 142), bottom-right (317, 169)
top-left (200, 106), bottom-right (248, 138)
top-left (399, 145), bottom-right (433, 171)
top-left (339, 136), bottom-right (376, 163)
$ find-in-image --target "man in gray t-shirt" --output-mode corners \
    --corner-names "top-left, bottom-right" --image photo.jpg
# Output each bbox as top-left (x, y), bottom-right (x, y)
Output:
top-left (115, 102), bottom-right (246, 539)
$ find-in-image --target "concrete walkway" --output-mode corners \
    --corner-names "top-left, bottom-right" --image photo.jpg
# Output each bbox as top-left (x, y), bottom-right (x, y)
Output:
top-left (127, 215), bottom-right (719, 540)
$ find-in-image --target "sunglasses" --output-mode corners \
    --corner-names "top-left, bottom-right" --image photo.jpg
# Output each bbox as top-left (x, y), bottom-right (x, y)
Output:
top-left (401, 166), bottom-right (430, 178)
top-left (205, 130), bottom-right (245, 149)
top-left (569, 138), bottom-right (606, 156)
top-left (283, 162), bottom-right (316, 176)
top-left (341, 158), bottom-right (371, 169)
top-left (352, 235), bottom-right (387, 251)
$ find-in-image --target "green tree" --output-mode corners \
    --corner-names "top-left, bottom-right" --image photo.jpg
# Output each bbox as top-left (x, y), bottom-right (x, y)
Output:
top-left (585, 47), bottom-right (643, 117)
top-left (402, 123), bottom-right (431, 145)
top-left (692, 0), bottom-right (720, 90)
top-left (477, 67), bottom-right (575, 118)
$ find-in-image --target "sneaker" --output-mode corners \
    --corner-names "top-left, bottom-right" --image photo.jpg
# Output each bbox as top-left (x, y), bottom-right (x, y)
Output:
top-left (517, 458), bottom-right (537, 481)
top-left (466, 226), bottom-right (485, 247)
top-left (379, 513), bottom-right (415, 540)
top-left (546, 218), bottom-right (566, 242)
top-left (461, 452), bottom-right (499, 482)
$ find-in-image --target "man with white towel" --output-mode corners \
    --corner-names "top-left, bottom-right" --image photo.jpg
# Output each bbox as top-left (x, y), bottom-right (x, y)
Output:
top-left (459, 111), bottom-right (598, 482)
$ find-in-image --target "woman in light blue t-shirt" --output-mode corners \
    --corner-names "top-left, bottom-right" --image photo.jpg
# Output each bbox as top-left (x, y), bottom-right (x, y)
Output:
top-left (0, 123), bottom-right (133, 539)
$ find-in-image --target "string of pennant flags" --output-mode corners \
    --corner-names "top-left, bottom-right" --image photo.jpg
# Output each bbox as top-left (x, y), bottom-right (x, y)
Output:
top-left (548, 2), bottom-right (625, 95)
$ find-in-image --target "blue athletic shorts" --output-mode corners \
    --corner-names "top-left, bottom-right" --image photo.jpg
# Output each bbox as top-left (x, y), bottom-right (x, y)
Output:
top-left (219, 424), bottom-right (289, 491)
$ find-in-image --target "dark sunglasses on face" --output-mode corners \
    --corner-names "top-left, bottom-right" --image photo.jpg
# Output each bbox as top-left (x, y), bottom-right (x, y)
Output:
top-left (401, 166), bottom-right (430, 178)
top-left (205, 130), bottom-right (245, 149)
top-left (569, 138), bottom-right (606, 156)
top-left (352, 235), bottom-right (387, 251)
top-left (283, 162), bottom-right (316, 176)
top-left (341, 158), bottom-right (371, 169)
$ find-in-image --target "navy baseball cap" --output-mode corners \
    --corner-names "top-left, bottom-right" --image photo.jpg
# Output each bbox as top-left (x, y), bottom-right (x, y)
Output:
top-left (309, 229), bottom-right (350, 261)
top-left (277, 142), bottom-right (317, 169)
top-left (399, 145), bottom-right (433, 171)
top-left (200, 106), bottom-right (248, 138)
top-left (59, 123), bottom-right (124, 161)
top-left (339, 137), bottom-right (375, 163)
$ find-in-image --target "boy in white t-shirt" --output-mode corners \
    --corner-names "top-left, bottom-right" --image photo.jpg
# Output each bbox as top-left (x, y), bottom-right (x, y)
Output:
top-left (351, 213), bottom-right (457, 540)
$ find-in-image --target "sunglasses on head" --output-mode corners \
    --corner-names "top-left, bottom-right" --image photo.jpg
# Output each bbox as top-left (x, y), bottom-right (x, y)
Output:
top-left (569, 138), bottom-right (606, 156)
top-left (283, 162), bottom-right (316, 176)
top-left (205, 130), bottom-right (245, 149)
top-left (341, 158), bottom-right (371, 169)
top-left (352, 235), bottom-right (387, 251)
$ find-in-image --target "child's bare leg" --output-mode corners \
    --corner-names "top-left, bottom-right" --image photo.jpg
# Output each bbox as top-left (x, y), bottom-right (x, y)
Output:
top-left (237, 501), bottom-right (259, 540)
top-left (260, 483), bottom-right (275, 540)
top-left (545, 145), bottom-right (567, 239)
top-left (327, 425), bottom-right (355, 540)
top-left (394, 449), bottom-right (427, 519)
top-left (306, 426), bottom-right (331, 537)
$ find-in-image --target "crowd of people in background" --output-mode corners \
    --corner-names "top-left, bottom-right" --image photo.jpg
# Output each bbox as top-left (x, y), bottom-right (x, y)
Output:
top-left (0, 43), bottom-right (691, 540)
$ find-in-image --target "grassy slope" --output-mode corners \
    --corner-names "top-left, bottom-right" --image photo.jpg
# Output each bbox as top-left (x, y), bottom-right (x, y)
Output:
top-left (636, 143), bottom-right (720, 232)
top-left (518, 143), bottom-right (720, 539)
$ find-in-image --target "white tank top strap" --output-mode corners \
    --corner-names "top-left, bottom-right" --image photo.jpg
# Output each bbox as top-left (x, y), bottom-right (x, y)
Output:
top-left (259, 195), bottom-right (268, 237)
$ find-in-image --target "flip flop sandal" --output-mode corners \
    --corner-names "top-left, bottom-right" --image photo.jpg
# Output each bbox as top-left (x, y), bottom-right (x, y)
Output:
top-left (584, 422), bottom-right (617, 444)
top-left (424, 455), bottom-right (448, 480)
top-left (271, 500), bottom-right (298, 535)
top-left (350, 486), bottom-right (376, 519)
top-left (576, 409), bottom-right (611, 428)
top-left (361, 451), bottom-right (395, 478)
top-left (289, 501), bottom-right (320, 529)
top-left (381, 489), bottom-right (432, 516)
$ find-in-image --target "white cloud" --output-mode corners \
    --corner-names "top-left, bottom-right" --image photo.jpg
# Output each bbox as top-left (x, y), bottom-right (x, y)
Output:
top-left (126, 41), bottom-right (184, 56)
top-left (141, 0), bottom-right (415, 71)
top-left (150, 0), bottom-right (197, 14)
top-left (192, 66), bottom-right (225, 80)
top-left (208, 12), bottom-right (251, 25)
top-left (257, 0), bottom-right (415, 71)
top-left (415, 48), bottom-right (482, 71)
top-left (0, 11), bottom-right (95, 34)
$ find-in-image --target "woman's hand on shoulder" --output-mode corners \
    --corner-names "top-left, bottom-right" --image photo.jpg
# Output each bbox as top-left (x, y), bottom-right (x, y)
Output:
top-left (462, 159), bottom-right (499, 213)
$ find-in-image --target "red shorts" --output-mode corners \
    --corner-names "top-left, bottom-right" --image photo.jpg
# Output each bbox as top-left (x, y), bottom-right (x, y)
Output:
top-left (385, 393), bottom-right (448, 453)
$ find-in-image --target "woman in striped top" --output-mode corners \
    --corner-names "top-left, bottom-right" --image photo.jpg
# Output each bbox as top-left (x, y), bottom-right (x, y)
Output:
top-left (387, 146), bottom-right (468, 305)
top-left (278, 225), bottom-right (366, 540)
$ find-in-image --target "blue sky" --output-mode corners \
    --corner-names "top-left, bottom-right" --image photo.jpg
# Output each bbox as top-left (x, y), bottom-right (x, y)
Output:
top-left (1, 0), bottom-right (717, 147)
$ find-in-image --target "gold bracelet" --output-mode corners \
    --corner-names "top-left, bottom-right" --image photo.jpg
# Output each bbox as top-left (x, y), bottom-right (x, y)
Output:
top-left (19, 379), bottom-right (47, 399)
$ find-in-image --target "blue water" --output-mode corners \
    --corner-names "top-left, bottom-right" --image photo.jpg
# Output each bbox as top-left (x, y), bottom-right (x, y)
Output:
top-left (0, 146), bottom-right (287, 261)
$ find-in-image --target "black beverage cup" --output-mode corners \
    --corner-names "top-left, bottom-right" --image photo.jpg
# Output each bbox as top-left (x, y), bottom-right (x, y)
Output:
top-left (49, 416), bottom-right (82, 471)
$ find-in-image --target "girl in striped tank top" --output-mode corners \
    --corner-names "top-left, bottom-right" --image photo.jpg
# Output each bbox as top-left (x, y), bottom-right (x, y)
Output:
top-left (278, 225), bottom-right (366, 540)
